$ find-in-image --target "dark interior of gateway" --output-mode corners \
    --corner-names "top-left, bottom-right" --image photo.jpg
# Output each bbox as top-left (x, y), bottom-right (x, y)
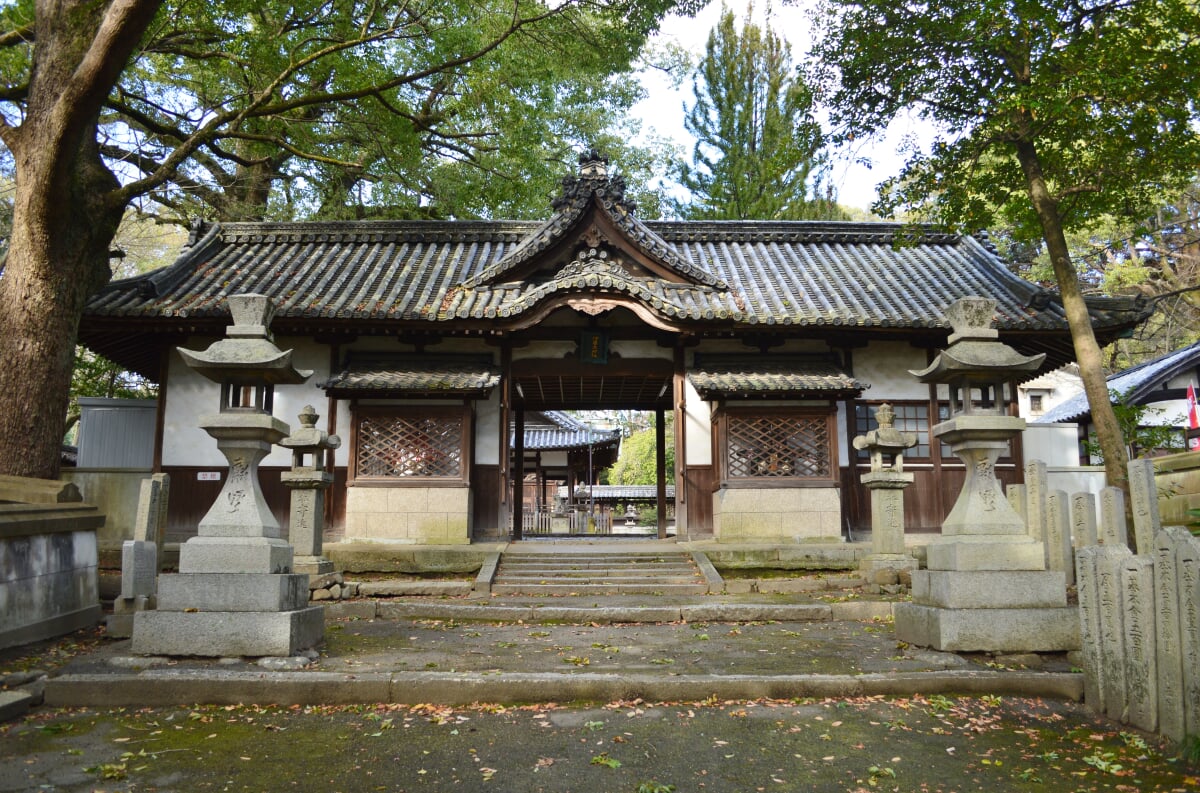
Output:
top-left (508, 358), bottom-right (676, 541)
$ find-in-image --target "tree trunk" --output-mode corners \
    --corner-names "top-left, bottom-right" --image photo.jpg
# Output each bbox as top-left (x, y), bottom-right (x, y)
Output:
top-left (1013, 138), bottom-right (1129, 489)
top-left (0, 0), bottom-right (161, 480)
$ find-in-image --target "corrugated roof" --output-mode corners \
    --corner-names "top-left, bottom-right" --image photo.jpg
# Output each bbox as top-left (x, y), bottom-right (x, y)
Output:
top-left (1036, 341), bottom-right (1200, 423)
top-left (688, 355), bottom-right (866, 399)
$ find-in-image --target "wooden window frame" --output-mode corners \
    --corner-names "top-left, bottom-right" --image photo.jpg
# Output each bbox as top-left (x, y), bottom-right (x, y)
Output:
top-left (716, 405), bottom-right (840, 489)
top-left (349, 404), bottom-right (472, 487)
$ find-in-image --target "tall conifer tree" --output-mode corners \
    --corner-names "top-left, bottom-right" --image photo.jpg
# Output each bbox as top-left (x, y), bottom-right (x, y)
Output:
top-left (676, 4), bottom-right (838, 220)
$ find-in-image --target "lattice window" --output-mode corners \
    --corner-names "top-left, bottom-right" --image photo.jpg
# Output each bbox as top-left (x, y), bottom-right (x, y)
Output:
top-left (725, 411), bottom-right (833, 480)
top-left (354, 409), bottom-right (464, 480)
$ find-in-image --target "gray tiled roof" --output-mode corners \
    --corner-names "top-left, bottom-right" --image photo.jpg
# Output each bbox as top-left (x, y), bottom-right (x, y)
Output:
top-left (688, 355), bottom-right (866, 399)
top-left (556, 485), bottom-right (676, 500)
top-left (81, 168), bottom-right (1148, 377)
top-left (320, 355), bottom-right (500, 397)
top-left (1036, 340), bottom-right (1200, 423)
top-left (88, 218), bottom-right (1138, 331)
top-left (517, 411), bottom-right (621, 451)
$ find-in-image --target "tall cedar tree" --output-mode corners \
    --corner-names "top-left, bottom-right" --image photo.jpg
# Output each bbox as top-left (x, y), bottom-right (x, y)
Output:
top-left (677, 4), bottom-right (836, 220)
top-left (810, 0), bottom-right (1200, 489)
top-left (0, 0), bottom-right (683, 480)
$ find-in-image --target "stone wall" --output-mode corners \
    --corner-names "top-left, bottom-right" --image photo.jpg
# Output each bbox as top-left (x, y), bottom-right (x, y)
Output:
top-left (0, 502), bottom-right (104, 650)
top-left (712, 487), bottom-right (841, 543)
top-left (1154, 450), bottom-right (1200, 526)
top-left (343, 486), bottom-right (470, 544)
top-left (61, 469), bottom-right (152, 553)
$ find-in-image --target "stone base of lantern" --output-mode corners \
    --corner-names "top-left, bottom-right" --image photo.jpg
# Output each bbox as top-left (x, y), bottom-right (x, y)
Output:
top-left (895, 538), bottom-right (1079, 652)
top-left (131, 605), bottom-right (324, 658)
top-left (894, 601), bottom-right (1079, 653)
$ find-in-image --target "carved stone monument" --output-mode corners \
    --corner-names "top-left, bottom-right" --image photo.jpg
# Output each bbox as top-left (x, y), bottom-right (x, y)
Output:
top-left (132, 294), bottom-right (324, 657)
top-left (279, 405), bottom-right (341, 576)
top-left (894, 297), bottom-right (1078, 652)
top-left (851, 403), bottom-right (919, 578)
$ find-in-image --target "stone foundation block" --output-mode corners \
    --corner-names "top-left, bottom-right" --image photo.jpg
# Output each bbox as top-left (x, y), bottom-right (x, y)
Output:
top-left (132, 606), bottom-right (324, 657)
top-left (157, 573), bottom-right (311, 612)
top-left (894, 602), bottom-right (1079, 652)
top-left (860, 555), bottom-right (919, 579)
top-left (925, 539), bottom-right (1046, 571)
top-left (911, 570), bottom-right (1067, 609)
top-left (178, 537), bottom-right (294, 574)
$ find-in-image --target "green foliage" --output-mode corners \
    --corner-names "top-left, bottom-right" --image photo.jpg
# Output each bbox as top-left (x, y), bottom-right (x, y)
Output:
top-left (0, 1), bottom-right (684, 225)
top-left (1081, 389), bottom-right (1186, 463)
top-left (606, 418), bottom-right (675, 485)
top-left (636, 783), bottom-right (676, 793)
top-left (811, 1), bottom-right (1200, 238)
top-left (810, 0), bottom-right (1200, 486)
top-left (675, 5), bottom-right (841, 220)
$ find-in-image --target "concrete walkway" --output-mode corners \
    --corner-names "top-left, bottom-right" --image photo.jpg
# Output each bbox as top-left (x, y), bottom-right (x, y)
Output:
top-left (32, 591), bottom-right (1084, 710)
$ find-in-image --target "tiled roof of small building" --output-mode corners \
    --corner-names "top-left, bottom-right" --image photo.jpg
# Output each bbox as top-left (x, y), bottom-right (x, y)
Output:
top-left (88, 218), bottom-right (1140, 331)
top-left (320, 355), bottom-right (500, 397)
top-left (555, 484), bottom-right (677, 500)
top-left (1036, 340), bottom-right (1200, 423)
top-left (518, 410), bottom-right (621, 451)
top-left (688, 355), bottom-right (866, 399)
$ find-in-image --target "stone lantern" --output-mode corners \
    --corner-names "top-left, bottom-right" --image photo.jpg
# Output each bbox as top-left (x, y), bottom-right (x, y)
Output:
top-left (893, 297), bottom-right (1079, 653)
top-left (852, 403), bottom-right (919, 578)
top-left (280, 405), bottom-right (341, 575)
top-left (132, 294), bottom-right (325, 658)
top-left (909, 297), bottom-right (1043, 538)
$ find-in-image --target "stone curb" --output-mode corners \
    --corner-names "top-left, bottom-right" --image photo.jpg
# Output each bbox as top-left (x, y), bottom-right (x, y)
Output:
top-left (334, 601), bottom-right (856, 624)
top-left (0, 690), bottom-right (34, 722)
top-left (44, 670), bottom-right (1083, 708)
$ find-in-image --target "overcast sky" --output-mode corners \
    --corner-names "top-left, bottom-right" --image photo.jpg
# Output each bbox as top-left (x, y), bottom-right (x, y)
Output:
top-left (632, 0), bottom-right (931, 213)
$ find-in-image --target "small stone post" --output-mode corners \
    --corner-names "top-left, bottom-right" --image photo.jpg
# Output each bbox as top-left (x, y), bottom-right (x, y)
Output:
top-left (280, 405), bottom-right (341, 576)
top-left (851, 403), bottom-right (919, 580)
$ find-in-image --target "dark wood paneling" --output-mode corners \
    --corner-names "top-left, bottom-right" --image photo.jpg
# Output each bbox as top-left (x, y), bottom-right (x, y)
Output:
top-left (164, 465), bottom-right (347, 544)
top-left (471, 464), bottom-right (502, 538)
top-left (683, 464), bottom-right (716, 537)
top-left (846, 463), bottom-right (1024, 534)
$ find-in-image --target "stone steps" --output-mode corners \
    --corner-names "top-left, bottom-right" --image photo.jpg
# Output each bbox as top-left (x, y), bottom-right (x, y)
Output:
top-left (493, 550), bottom-right (710, 596)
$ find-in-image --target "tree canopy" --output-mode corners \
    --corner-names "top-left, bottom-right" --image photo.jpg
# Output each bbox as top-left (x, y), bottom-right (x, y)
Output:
top-left (0, 0), bottom-right (687, 479)
top-left (675, 4), bottom-right (839, 220)
top-left (810, 0), bottom-right (1200, 485)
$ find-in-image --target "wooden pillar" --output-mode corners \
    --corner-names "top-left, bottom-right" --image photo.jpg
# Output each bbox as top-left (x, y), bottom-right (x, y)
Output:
top-left (499, 343), bottom-right (512, 534)
top-left (656, 406), bottom-right (667, 539)
top-left (673, 343), bottom-right (686, 538)
top-left (513, 406), bottom-right (525, 540)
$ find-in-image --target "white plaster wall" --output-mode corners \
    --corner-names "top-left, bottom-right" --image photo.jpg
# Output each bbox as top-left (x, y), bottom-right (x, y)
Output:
top-left (1140, 399), bottom-right (1188, 427)
top-left (683, 379), bottom-right (713, 466)
top-left (853, 341), bottom-right (930, 400)
top-left (837, 402), bottom-right (849, 467)
top-left (1024, 424), bottom-right (1081, 467)
top-left (164, 336), bottom-right (332, 468)
top-left (513, 341), bottom-right (575, 360)
top-left (610, 340), bottom-right (672, 360)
